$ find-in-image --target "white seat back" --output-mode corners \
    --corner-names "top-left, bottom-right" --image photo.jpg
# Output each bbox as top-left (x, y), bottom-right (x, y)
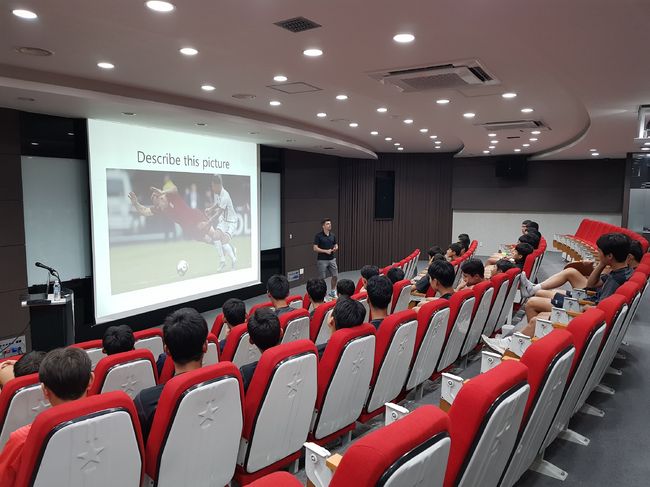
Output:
top-left (0, 383), bottom-right (50, 448)
top-left (391, 285), bottom-right (413, 315)
top-left (495, 274), bottom-right (521, 332)
top-left (457, 384), bottom-right (530, 487)
top-left (313, 335), bottom-right (375, 440)
top-left (461, 287), bottom-right (495, 357)
top-left (204, 341), bottom-right (219, 366)
top-left (500, 347), bottom-right (575, 487)
top-left (99, 359), bottom-right (157, 399)
top-left (366, 319), bottom-right (417, 412)
top-left (32, 409), bottom-right (141, 487)
top-left (84, 347), bottom-right (107, 370)
top-left (437, 296), bottom-right (476, 371)
top-left (134, 335), bottom-right (164, 359)
top-left (281, 316), bottom-right (310, 344)
top-left (357, 297), bottom-right (370, 323)
top-left (483, 280), bottom-right (510, 337)
top-left (241, 353), bottom-right (317, 473)
top-left (382, 435), bottom-right (451, 487)
top-left (405, 307), bottom-right (450, 390)
top-left (314, 309), bottom-right (334, 346)
top-left (231, 332), bottom-right (262, 368)
top-left (157, 376), bottom-right (242, 487)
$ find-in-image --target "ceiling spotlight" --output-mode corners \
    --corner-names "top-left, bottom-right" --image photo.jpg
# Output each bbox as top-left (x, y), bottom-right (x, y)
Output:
top-left (376, 107), bottom-right (388, 113)
top-left (589, 148), bottom-right (597, 152)
top-left (488, 145), bottom-right (495, 149)
top-left (397, 147), bottom-right (405, 151)
top-left (122, 112), bottom-right (136, 116)
top-left (463, 112), bottom-right (476, 118)
top-left (146, 1), bottom-right (175, 12)
top-left (644, 142), bottom-right (650, 146)
top-left (403, 119), bottom-right (414, 124)
top-left (435, 146), bottom-right (441, 149)
top-left (385, 137), bottom-right (393, 141)
top-left (179, 47), bottom-right (198, 56)
top-left (523, 143), bottom-right (530, 147)
top-left (273, 75), bottom-right (288, 82)
top-left (429, 135), bottom-right (438, 139)
top-left (502, 92), bottom-right (517, 99)
top-left (483, 150), bottom-right (490, 154)
top-left (269, 100), bottom-right (281, 106)
top-left (521, 107), bottom-right (534, 113)
top-left (371, 131), bottom-right (379, 135)
top-left (531, 130), bottom-right (541, 135)
top-left (316, 112), bottom-right (327, 118)
top-left (419, 128), bottom-right (429, 133)
top-left (514, 148), bottom-right (521, 152)
top-left (488, 133), bottom-right (497, 137)
top-left (30, 142), bottom-right (39, 146)
top-left (349, 122), bottom-right (359, 128)
top-left (336, 94), bottom-right (348, 101)
top-left (393, 33), bottom-right (415, 43)
top-left (490, 140), bottom-right (499, 144)
top-left (529, 138), bottom-right (538, 142)
top-left (67, 132), bottom-right (75, 136)
top-left (436, 99), bottom-right (450, 105)
top-left (201, 84), bottom-right (216, 91)
top-left (303, 48), bottom-right (323, 57)
top-left (97, 62), bottom-right (115, 69)
top-left (394, 142), bottom-right (400, 146)
top-left (12, 9), bottom-right (38, 19)
top-left (434, 141), bottom-right (442, 145)
top-left (642, 148), bottom-right (650, 152)
top-left (592, 152), bottom-right (601, 156)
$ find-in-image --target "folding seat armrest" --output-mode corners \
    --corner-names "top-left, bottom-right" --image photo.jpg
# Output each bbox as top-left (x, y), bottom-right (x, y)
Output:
top-left (440, 373), bottom-right (465, 412)
top-left (503, 332), bottom-right (532, 359)
top-left (480, 350), bottom-right (502, 373)
top-left (384, 402), bottom-right (410, 426)
top-left (305, 442), bottom-right (340, 487)
top-left (535, 318), bottom-right (554, 339)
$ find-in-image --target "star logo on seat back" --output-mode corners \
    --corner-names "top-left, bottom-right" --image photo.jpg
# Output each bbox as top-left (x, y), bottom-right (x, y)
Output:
top-left (351, 352), bottom-right (365, 374)
top-left (120, 375), bottom-right (139, 398)
top-left (77, 424), bottom-right (105, 473)
top-left (198, 398), bottom-right (220, 428)
top-left (31, 399), bottom-right (50, 414)
top-left (287, 370), bottom-right (303, 398)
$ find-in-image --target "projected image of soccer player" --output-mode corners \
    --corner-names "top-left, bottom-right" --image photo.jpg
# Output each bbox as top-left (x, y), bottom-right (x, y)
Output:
top-left (206, 175), bottom-right (238, 271)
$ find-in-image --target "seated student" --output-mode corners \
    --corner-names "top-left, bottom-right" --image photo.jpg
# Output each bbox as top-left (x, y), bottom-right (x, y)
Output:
top-left (457, 234), bottom-right (471, 255)
top-left (366, 275), bottom-right (393, 330)
top-left (358, 265), bottom-right (380, 292)
top-left (306, 278), bottom-right (327, 318)
top-left (386, 266), bottom-right (405, 284)
top-left (486, 219), bottom-right (537, 265)
top-left (239, 308), bottom-right (282, 392)
top-left (412, 253), bottom-right (447, 293)
top-left (317, 298), bottom-right (367, 357)
top-left (413, 246), bottom-right (445, 282)
top-left (525, 220), bottom-right (540, 233)
top-left (102, 324), bottom-right (135, 355)
top-left (267, 274), bottom-right (293, 317)
top-left (135, 308), bottom-right (208, 441)
top-left (336, 278), bottom-right (356, 300)
top-left (0, 348), bottom-right (93, 484)
top-left (518, 232), bottom-right (539, 250)
top-left (455, 259), bottom-right (485, 291)
top-left (220, 298), bottom-right (247, 352)
top-left (484, 257), bottom-right (516, 279)
top-left (445, 243), bottom-right (463, 262)
top-left (0, 351), bottom-right (46, 390)
top-left (512, 242), bottom-right (534, 270)
top-left (628, 240), bottom-right (643, 269)
top-left (413, 260), bottom-right (457, 311)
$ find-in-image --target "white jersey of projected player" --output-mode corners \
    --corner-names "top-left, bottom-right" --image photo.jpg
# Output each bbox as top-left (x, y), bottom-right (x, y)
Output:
top-left (212, 187), bottom-right (237, 236)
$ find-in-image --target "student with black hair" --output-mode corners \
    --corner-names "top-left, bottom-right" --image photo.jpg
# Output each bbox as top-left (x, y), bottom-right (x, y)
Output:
top-left (446, 243), bottom-right (463, 262)
top-left (336, 279), bottom-right (356, 299)
top-left (495, 259), bottom-right (516, 274)
top-left (219, 298), bottom-right (247, 352)
top-left (456, 258), bottom-right (485, 291)
top-left (0, 348), bottom-right (93, 483)
top-left (412, 246), bottom-right (445, 283)
top-left (317, 298), bottom-right (367, 357)
top-left (267, 274), bottom-right (292, 317)
top-left (306, 278), bottom-right (328, 318)
top-left (0, 351), bottom-right (47, 389)
top-left (386, 267), bottom-right (405, 284)
top-left (367, 275), bottom-right (393, 330)
top-left (518, 233), bottom-right (538, 250)
top-left (412, 253), bottom-right (447, 293)
top-left (239, 308), bottom-right (282, 391)
top-left (628, 240), bottom-right (643, 269)
top-left (413, 260), bottom-right (457, 311)
top-left (457, 234), bottom-right (471, 255)
top-left (102, 324), bottom-right (135, 355)
top-left (135, 308), bottom-right (208, 441)
top-left (513, 242), bottom-right (534, 270)
top-left (358, 265), bottom-right (380, 292)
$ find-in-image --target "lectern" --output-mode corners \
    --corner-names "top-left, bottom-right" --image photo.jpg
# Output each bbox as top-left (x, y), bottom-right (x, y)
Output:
top-left (21, 290), bottom-right (75, 351)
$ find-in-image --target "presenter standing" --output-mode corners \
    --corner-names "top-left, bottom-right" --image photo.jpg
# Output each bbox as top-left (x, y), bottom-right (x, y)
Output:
top-left (313, 219), bottom-right (339, 298)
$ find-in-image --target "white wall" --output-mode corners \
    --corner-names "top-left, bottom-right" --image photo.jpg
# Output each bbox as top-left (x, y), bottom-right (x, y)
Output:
top-left (260, 172), bottom-right (281, 250)
top-left (452, 210), bottom-right (622, 254)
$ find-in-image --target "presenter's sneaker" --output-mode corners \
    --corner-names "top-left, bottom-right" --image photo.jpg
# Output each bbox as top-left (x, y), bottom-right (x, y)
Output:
top-left (328, 290), bottom-right (337, 299)
top-left (481, 334), bottom-right (512, 355)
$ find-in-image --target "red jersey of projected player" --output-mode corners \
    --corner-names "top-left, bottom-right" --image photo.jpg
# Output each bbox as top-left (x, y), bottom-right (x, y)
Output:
top-left (155, 192), bottom-right (208, 241)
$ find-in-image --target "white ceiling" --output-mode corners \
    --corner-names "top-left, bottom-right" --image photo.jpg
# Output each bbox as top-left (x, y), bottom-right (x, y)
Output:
top-left (1, 0), bottom-right (649, 160)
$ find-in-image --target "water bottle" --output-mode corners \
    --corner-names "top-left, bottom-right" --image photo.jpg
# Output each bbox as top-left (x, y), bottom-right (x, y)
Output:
top-left (53, 279), bottom-right (61, 301)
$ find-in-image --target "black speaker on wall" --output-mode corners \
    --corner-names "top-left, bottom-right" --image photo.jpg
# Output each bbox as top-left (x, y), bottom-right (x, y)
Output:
top-left (495, 156), bottom-right (528, 179)
top-left (375, 170), bottom-right (395, 219)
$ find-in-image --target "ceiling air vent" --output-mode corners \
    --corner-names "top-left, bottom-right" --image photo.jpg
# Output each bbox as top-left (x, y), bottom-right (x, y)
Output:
top-left (267, 82), bottom-right (322, 94)
top-left (368, 59), bottom-right (499, 92)
top-left (481, 120), bottom-right (549, 132)
top-left (274, 16), bottom-right (321, 33)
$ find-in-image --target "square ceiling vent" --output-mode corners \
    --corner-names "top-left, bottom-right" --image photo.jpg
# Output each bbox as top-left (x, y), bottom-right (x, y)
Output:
top-left (274, 16), bottom-right (321, 33)
top-left (267, 82), bottom-right (322, 94)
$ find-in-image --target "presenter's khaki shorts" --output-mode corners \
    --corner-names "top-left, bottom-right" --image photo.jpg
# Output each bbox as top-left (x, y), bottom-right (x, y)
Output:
top-left (317, 258), bottom-right (338, 278)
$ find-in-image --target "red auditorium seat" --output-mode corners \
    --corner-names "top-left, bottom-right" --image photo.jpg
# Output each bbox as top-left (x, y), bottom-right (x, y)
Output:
top-left (351, 291), bottom-right (370, 322)
top-left (483, 273), bottom-right (511, 337)
top-left (247, 471), bottom-right (302, 487)
top-left (437, 289), bottom-right (476, 371)
top-left (310, 301), bottom-right (336, 344)
top-left (302, 292), bottom-right (311, 311)
top-left (158, 334), bottom-right (221, 384)
top-left (0, 373), bottom-right (49, 449)
top-left (390, 279), bottom-right (413, 314)
top-left (310, 324), bottom-right (375, 444)
top-left (220, 322), bottom-right (262, 368)
top-left (210, 312), bottom-right (226, 338)
top-left (13, 391), bottom-right (144, 487)
top-left (444, 360), bottom-right (530, 487)
top-left (71, 339), bottom-right (106, 369)
top-left (204, 332), bottom-right (220, 365)
top-left (404, 300), bottom-right (450, 392)
top-left (144, 363), bottom-right (243, 487)
top-left (460, 280), bottom-right (495, 357)
top-left (286, 294), bottom-right (303, 309)
top-left (133, 328), bottom-right (164, 359)
top-left (248, 301), bottom-right (273, 316)
top-left (494, 268), bottom-right (522, 333)
top-left (500, 330), bottom-right (575, 486)
top-left (354, 277), bottom-right (364, 294)
top-left (234, 340), bottom-right (317, 485)
top-left (359, 310), bottom-right (417, 422)
top-left (279, 308), bottom-right (311, 343)
top-left (89, 349), bottom-right (158, 398)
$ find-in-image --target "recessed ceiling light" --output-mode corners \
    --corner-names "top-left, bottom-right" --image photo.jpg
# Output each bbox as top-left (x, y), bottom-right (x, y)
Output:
top-left (377, 107), bottom-right (388, 113)
top-left (397, 147), bottom-right (404, 151)
top-left (429, 135), bottom-right (438, 139)
top-left (483, 150), bottom-right (490, 154)
top-left (196, 122), bottom-right (207, 126)
top-left (488, 133), bottom-right (497, 137)
top-left (434, 141), bottom-right (442, 145)
top-left (521, 107), bottom-right (534, 113)
top-left (644, 142), bottom-right (650, 146)
top-left (435, 146), bottom-right (441, 149)
top-left (419, 128), bottom-right (428, 133)
top-left (146, 1), bottom-right (175, 12)
top-left (179, 47), bottom-right (198, 56)
top-left (642, 148), bottom-right (650, 152)
top-left (201, 84), bottom-right (216, 91)
top-left (514, 148), bottom-right (521, 152)
top-left (529, 138), bottom-right (538, 142)
top-left (97, 62), bottom-right (115, 69)
top-left (393, 33), bottom-right (415, 43)
top-left (349, 122), bottom-right (358, 128)
top-left (30, 142), bottom-right (39, 146)
top-left (370, 131), bottom-right (379, 135)
top-left (317, 112), bottom-right (327, 118)
top-left (273, 75), bottom-right (288, 82)
top-left (122, 112), bottom-right (136, 116)
top-left (531, 130), bottom-right (541, 135)
top-left (523, 143), bottom-right (530, 147)
top-left (12, 9), bottom-right (37, 19)
top-left (403, 119), bottom-right (414, 124)
top-left (490, 140), bottom-right (498, 144)
top-left (336, 94), bottom-right (348, 101)
top-left (67, 132), bottom-right (74, 136)
top-left (592, 152), bottom-right (601, 156)
top-left (303, 48), bottom-right (323, 57)
top-left (436, 99), bottom-right (450, 105)
top-left (385, 137), bottom-right (393, 141)
top-left (269, 100), bottom-right (281, 106)
top-left (488, 145), bottom-right (495, 149)
top-left (463, 112), bottom-right (476, 118)
top-left (502, 92), bottom-right (517, 99)
top-left (589, 148), bottom-right (597, 152)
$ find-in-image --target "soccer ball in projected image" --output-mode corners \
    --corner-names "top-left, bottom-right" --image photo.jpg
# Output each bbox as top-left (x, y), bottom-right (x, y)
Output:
top-left (176, 260), bottom-right (189, 276)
